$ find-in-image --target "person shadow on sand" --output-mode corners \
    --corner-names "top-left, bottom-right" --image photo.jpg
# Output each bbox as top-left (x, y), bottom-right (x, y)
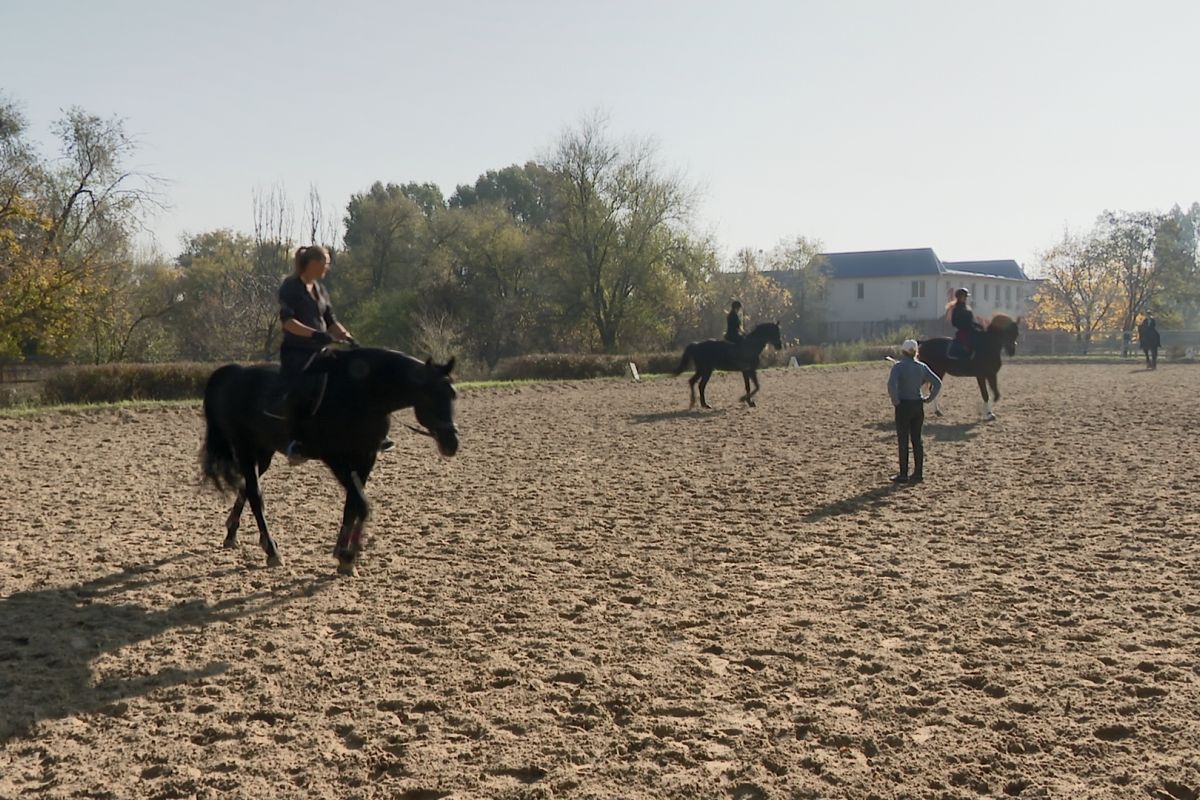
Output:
top-left (0, 555), bottom-right (322, 742)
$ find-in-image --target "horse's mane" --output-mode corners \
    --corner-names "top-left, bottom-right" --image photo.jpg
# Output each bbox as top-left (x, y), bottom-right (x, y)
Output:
top-left (988, 313), bottom-right (1017, 332)
top-left (749, 321), bottom-right (779, 334)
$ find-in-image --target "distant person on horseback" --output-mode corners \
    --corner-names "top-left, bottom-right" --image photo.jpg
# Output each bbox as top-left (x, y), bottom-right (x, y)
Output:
top-left (947, 288), bottom-right (983, 360)
top-left (887, 338), bottom-right (941, 484)
top-left (274, 245), bottom-right (359, 463)
top-left (1138, 313), bottom-right (1161, 369)
top-left (725, 300), bottom-right (745, 345)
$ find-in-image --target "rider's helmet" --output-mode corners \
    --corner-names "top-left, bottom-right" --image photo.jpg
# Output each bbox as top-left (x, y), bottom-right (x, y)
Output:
top-left (955, 287), bottom-right (970, 299)
top-left (731, 300), bottom-right (742, 310)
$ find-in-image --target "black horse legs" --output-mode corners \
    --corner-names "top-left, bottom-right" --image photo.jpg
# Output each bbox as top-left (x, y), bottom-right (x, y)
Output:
top-left (330, 461), bottom-right (373, 576)
top-left (223, 490), bottom-right (246, 548)
top-left (741, 370), bottom-right (760, 407)
top-left (239, 458), bottom-right (282, 567)
top-left (688, 370), bottom-right (715, 409)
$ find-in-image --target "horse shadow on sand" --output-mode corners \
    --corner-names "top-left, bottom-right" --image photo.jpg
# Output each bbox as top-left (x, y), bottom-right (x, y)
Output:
top-left (628, 408), bottom-right (729, 425)
top-left (0, 553), bottom-right (331, 743)
top-left (864, 419), bottom-right (983, 442)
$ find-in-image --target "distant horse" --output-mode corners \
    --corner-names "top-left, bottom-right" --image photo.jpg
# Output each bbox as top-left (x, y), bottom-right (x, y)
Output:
top-left (918, 314), bottom-right (1020, 420)
top-left (201, 347), bottom-right (458, 575)
top-left (674, 322), bottom-right (784, 409)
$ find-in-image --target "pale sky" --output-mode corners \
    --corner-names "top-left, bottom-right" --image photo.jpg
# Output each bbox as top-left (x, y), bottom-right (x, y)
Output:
top-left (3, 0), bottom-right (1197, 269)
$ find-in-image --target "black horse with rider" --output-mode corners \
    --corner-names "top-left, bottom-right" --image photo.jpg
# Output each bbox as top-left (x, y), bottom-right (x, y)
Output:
top-left (675, 319), bottom-right (783, 409)
top-left (200, 244), bottom-right (459, 575)
top-left (202, 347), bottom-right (459, 575)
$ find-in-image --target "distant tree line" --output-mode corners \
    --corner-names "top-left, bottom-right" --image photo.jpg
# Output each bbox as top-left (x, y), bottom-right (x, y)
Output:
top-left (1, 96), bottom-right (827, 369)
top-left (1028, 206), bottom-right (1200, 347)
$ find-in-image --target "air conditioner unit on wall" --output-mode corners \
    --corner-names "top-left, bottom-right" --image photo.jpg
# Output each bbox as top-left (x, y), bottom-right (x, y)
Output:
top-left (907, 300), bottom-right (920, 308)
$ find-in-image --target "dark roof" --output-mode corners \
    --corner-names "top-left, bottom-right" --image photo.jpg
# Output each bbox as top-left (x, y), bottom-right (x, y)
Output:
top-left (813, 248), bottom-right (945, 279)
top-left (805, 248), bottom-right (1029, 281)
top-left (944, 260), bottom-right (1028, 281)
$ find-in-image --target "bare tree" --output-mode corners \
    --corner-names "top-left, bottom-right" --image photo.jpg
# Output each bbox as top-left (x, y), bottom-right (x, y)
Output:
top-left (250, 184), bottom-right (295, 358)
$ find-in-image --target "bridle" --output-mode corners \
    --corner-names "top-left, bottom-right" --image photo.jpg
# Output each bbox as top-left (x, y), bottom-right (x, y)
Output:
top-left (402, 419), bottom-right (458, 439)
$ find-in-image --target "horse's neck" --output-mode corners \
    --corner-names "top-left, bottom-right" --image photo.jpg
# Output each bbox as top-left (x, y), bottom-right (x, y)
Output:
top-left (745, 330), bottom-right (770, 352)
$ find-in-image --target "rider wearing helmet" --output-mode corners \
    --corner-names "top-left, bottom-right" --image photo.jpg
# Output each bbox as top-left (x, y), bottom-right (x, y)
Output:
top-left (948, 288), bottom-right (982, 359)
top-left (725, 300), bottom-right (745, 345)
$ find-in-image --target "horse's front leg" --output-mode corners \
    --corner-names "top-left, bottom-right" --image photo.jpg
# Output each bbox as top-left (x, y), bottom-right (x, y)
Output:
top-left (977, 376), bottom-right (995, 420)
top-left (223, 490), bottom-right (246, 548)
top-left (331, 462), bottom-right (372, 577)
top-left (241, 458), bottom-right (282, 567)
top-left (986, 374), bottom-right (1000, 419)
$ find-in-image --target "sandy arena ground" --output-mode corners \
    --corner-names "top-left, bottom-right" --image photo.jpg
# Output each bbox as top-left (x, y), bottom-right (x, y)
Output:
top-left (1, 362), bottom-right (1198, 800)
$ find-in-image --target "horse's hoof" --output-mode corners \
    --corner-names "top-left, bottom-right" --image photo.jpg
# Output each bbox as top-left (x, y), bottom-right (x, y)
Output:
top-left (985, 412), bottom-right (997, 421)
top-left (266, 554), bottom-right (284, 568)
top-left (747, 400), bottom-right (757, 408)
top-left (222, 535), bottom-right (238, 549)
top-left (336, 560), bottom-right (356, 577)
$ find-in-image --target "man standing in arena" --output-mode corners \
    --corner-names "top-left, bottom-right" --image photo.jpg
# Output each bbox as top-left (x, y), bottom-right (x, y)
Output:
top-left (887, 339), bottom-right (942, 483)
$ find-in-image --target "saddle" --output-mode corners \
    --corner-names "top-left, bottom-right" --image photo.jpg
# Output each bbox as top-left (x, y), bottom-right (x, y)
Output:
top-left (264, 363), bottom-right (330, 424)
top-left (948, 327), bottom-right (983, 360)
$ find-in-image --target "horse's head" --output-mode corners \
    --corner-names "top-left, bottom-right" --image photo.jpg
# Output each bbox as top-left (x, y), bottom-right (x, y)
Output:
top-left (989, 314), bottom-right (1021, 358)
top-left (413, 357), bottom-right (459, 457)
top-left (751, 321), bottom-right (784, 351)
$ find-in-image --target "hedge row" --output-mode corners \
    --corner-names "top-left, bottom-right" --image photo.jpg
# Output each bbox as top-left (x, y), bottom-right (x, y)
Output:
top-left (25, 345), bottom-right (900, 406)
top-left (40, 362), bottom-right (217, 405)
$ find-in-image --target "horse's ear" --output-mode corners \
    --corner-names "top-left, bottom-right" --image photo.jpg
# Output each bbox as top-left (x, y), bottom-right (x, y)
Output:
top-left (443, 356), bottom-right (456, 376)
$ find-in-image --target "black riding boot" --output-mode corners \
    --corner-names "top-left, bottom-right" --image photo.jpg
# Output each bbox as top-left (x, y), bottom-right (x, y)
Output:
top-left (891, 446), bottom-right (909, 483)
top-left (911, 446), bottom-right (924, 483)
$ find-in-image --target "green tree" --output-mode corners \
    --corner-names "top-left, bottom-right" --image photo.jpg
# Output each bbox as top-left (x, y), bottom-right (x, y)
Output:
top-left (446, 203), bottom-right (536, 367)
top-left (1096, 210), bottom-right (1166, 334)
top-left (1152, 203), bottom-right (1200, 327)
top-left (340, 182), bottom-right (435, 301)
top-left (449, 163), bottom-right (557, 227)
top-left (546, 115), bottom-right (697, 352)
top-left (169, 230), bottom-right (263, 360)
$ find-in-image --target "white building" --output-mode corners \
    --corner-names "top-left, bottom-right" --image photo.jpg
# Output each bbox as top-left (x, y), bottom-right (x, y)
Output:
top-left (817, 248), bottom-right (1035, 341)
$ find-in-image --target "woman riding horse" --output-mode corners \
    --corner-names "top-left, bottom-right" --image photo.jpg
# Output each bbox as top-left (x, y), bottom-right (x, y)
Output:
top-left (947, 287), bottom-right (984, 360)
top-left (276, 246), bottom-right (396, 462)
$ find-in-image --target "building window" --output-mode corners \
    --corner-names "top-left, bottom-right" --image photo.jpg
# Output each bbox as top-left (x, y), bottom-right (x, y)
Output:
top-left (971, 283), bottom-right (977, 299)
top-left (856, 282), bottom-right (864, 300)
top-left (984, 285), bottom-right (990, 301)
top-left (911, 280), bottom-right (925, 298)
top-left (1005, 285), bottom-right (1012, 307)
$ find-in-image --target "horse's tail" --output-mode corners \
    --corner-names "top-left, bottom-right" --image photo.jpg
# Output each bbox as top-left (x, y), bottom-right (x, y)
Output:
top-left (673, 344), bottom-right (696, 376)
top-left (201, 365), bottom-right (244, 494)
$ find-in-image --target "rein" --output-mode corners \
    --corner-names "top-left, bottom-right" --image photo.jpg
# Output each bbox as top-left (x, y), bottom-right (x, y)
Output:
top-left (402, 423), bottom-right (435, 438)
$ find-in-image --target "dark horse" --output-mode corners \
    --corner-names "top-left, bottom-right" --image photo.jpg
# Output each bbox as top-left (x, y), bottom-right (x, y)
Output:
top-left (674, 321), bottom-right (784, 409)
top-left (917, 313), bottom-right (1020, 420)
top-left (201, 347), bottom-right (459, 575)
